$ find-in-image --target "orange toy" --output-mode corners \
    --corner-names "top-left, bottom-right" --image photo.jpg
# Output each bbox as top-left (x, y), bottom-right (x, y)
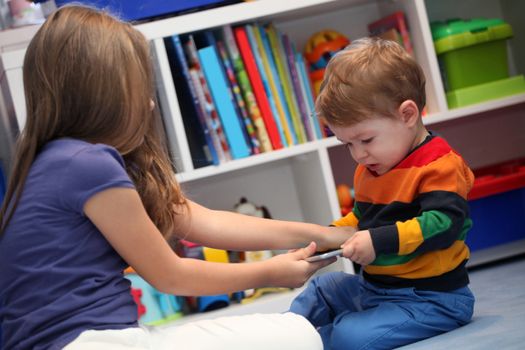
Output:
top-left (336, 184), bottom-right (353, 216)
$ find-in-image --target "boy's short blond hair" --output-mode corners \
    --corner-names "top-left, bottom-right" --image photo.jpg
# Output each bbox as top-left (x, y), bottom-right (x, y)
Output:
top-left (316, 37), bottom-right (426, 126)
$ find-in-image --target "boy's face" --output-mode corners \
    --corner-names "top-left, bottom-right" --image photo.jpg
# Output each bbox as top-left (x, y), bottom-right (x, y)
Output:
top-left (329, 114), bottom-right (423, 175)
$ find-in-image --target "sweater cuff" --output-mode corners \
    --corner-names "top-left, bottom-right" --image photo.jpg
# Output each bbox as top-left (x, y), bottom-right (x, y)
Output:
top-left (369, 225), bottom-right (399, 255)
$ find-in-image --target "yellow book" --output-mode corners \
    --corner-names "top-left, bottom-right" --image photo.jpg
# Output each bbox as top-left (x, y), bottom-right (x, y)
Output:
top-left (266, 25), bottom-right (307, 144)
top-left (252, 25), bottom-right (295, 146)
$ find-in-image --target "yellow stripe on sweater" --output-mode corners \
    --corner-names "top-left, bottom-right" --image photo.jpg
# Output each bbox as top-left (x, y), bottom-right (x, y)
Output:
top-left (365, 240), bottom-right (470, 279)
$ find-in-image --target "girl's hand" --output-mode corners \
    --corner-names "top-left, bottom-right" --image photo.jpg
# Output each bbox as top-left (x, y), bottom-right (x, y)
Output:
top-left (341, 230), bottom-right (376, 266)
top-left (265, 242), bottom-right (335, 288)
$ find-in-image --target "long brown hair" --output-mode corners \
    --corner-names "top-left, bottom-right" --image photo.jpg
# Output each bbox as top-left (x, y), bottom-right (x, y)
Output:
top-left (0, 5), bottom-right (185, 237)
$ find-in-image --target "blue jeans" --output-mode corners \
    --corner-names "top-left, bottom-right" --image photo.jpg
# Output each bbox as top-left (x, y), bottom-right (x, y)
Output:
top-left (290, 272), bottom-right (474, 350)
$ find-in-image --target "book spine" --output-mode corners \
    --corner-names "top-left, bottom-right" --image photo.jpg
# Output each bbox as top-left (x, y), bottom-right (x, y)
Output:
top-left (256, 24), bottom-right (297, 145)
top-left (295, 50), bottom-right (326, 139)
top-left (222, 25), bottom-right (273, 153)
top-left (216, 40), bottom-right (261, 155)
top-left (246, 24), bottom-right (288, 147)
top-left (169, 35), bottom-right (217, 167)
top-left (233, 26), bottom-right (283, 150)
top-left (188, 68), bottom-right (227, 163)
top-left (267, 25), bottom-right (309, 142)
top-left (198, 45), bottom-right (251, 160)
top-left (185, 34), bottom-right (232, 161)
top-left (282, 34), bottom-right (322, 140)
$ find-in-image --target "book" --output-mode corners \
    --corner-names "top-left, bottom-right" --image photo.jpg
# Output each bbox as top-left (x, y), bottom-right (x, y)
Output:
top-left (368, 11), bottom-right (413, 55)
top-left (216, 39), bottom-right (261, 155)
top-left (165, 35), bottom-right (217, 168)
top-left (184, 34), bottom-right (232, 162)
top-left (295, 49), bottom-right (327, 139)
top-left (245, 24), bottom-right (288, 148)
top-left (233, 26), bottom-right (283, 150)
top-left (255, 24), bottom-right (297, 146)
top-left (266, 25), bottom-right (309, 142)
top-left (194, 31), bottom-right (255, 154)
top-left (188, 68), bottom-right (228, 163)
top-left (198, 45), bottom-right (251, 159)
top-left (221, 25), bottom-right (273, 153)
top-left (282, 34), bottom-right (323, 140)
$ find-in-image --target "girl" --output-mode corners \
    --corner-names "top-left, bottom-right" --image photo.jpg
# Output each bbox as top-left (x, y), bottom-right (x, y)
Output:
top-left (0, 5), bottom-right (350, 350)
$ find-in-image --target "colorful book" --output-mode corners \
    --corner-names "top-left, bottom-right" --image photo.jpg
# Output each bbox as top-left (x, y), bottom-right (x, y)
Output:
top-left (194, 31), bottom-right (255, 154)
top-left (266, 25), bottom-right (309, 142)
top-left (221, 25), bottom-right (273, 153)
top-left (233, 26), bottom-right (283, 150)
top-left (295, 50), bottom-right (325, 138)
top-left (198, 45), bottom-right (251, 159)
top-left (184, 34), bottom-right (232, 162)
top-left (216, 39), bottom-right (261, 155)
top-left (245, 24), bottom-right (288, 147)
top-left (188, 68), bottom-right (227, 163)
top-left (256, 24), bottom-right (297, 146)
top-left (368, 11), bottom-right (413, 55)
top-left (165, 35), bottom-right (217, 168)
top-left (282, 34), bottom-right (323, 140)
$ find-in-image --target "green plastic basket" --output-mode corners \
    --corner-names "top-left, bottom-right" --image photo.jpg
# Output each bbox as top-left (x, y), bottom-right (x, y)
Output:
top-left (431, 18), bottom-right (513, 92)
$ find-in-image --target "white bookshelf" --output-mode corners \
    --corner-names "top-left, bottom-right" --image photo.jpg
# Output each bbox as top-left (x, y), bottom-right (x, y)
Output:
top-left (1, 0), bottom-right (524, 318)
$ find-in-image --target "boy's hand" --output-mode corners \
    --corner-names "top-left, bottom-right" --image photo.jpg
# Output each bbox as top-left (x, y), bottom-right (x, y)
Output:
top-left (316, 226), bottom-right (356, 252)
top-left (341, 230), bottom-right (376, 266)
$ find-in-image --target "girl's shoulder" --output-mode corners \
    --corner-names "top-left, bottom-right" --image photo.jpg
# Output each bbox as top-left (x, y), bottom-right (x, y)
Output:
top-left (39, 138), bottom-right (125, 168)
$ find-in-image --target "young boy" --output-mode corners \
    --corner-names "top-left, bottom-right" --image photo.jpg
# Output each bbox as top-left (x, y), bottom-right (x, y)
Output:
top-left (290, 37), bottom-right (476, 349)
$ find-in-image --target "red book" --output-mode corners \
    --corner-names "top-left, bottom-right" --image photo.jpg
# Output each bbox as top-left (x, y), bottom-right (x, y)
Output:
top-left (233, 26), bottom-right (283, 149)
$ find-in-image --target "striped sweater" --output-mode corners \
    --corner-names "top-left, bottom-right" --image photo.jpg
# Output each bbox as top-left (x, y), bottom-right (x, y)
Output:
top-left (333, 134), bottom-right (474, 291)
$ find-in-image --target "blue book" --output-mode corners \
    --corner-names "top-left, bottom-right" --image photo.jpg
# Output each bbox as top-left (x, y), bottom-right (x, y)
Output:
top-left (194, 31), bottom-right (255, 153)
top-left (198, 46), bottom-right (251, 159)
top-left (166, 35), bottom-right (219, 168)
top-left (245, 25), bottom-right (287, 147)
top-left (295, 50), bottom-right (323, 140)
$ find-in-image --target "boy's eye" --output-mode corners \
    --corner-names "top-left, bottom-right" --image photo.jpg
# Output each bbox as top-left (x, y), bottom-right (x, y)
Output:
top-left (361, 138), bottom-right (373, 144)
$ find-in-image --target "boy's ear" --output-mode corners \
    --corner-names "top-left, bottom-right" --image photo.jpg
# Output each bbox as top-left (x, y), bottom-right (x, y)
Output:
top-left (398, 100), bottom-right (420, 127)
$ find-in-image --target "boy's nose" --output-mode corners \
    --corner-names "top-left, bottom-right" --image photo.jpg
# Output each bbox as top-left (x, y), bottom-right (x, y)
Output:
top-left (352, 147), bottom-right (368, 162)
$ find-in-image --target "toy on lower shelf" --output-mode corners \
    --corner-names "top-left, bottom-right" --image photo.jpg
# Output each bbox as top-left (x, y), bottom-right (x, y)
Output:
top-left (233, 197), bottom-right (274, 263)
top-left (336, 184), bottom-right (354, 216)
top-left (124, 270), bottom-right (184, 325)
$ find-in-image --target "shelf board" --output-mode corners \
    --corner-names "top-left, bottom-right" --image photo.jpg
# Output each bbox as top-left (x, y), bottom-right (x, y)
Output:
top-left (135, 0), bottom-right (367, 40)
top-left (176, 139), bottom-right (325, 183)
top-left (0, 24), bottom-right (39, 53)
top-left (424, 93), bottom-right (525, 125)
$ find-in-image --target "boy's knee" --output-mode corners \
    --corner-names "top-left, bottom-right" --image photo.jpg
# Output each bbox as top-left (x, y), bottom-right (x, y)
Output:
top-left (311, 271), bottom-right (348, 290)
